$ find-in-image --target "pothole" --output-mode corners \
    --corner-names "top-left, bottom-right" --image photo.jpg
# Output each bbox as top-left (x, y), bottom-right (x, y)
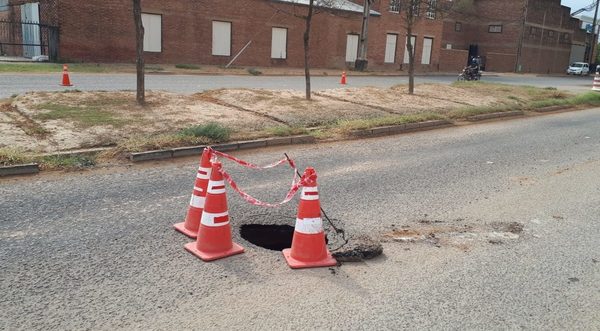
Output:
top-left (240, 224), bottom-right (331, 251)
top-left (240, 224), bottom-right (295, 251)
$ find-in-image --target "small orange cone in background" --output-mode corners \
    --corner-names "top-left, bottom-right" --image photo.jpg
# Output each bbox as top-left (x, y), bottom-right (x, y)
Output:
top-left (174, 148), bottom-right (212, 238)
top-left (283, 167), bottom-right (337, 269)
top-left (184, 161), bottom-right (244, 261)
top-left (60, 64), bottom-right (73, 87)
top-left (340, 71), bottom-right (347, 85)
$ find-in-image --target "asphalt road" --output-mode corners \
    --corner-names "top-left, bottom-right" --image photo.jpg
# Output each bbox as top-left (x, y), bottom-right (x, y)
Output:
top-left (1, 109), bottom-right (599, 330)
top-left (0, 72), bottom-right (595, 97)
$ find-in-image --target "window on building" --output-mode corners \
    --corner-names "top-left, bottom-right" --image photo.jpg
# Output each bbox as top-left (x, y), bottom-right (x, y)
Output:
top-left (426, 0), bottom-right (437, 19)
top-left (560, 33), bottom-right (570, 43)
top-left (345, 34), bottom-right (359, 62)
top-left (0, 0), bottom-right (8, 12)
top-left (455, 22), bottom-right (462, 32)
top-left (412, 2), bottom-right (420, 16)
top-left (421, 37), bottom-right (433, 65)
top-left (271, 27), bottom-right (287, 59)
top-left (547, 30), bottom-right (555, 38)
top-left (212, 21), bottom-right (232, 56)
top-left (488, 25), bottom-right (502, 33)
top-left (384, 34), bottom-right (398, 63)
top-left (389, 0), bottom-right (400, 13)
top-left (141, 13), bottom-right (162, 53)
top-left (403, 35), bottom-right (416, 64)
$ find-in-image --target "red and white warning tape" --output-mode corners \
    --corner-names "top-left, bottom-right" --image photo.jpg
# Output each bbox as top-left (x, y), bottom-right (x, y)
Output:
top-left (207, 147), bottom-right (311, 208)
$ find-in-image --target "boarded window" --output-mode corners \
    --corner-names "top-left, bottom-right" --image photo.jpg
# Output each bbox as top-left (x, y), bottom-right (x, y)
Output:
top-left (271, 27), bottom-right (287, 59)
top-left (421, 37), bottom-right (433, 65)
top-left (142, 13), bottom-right (161, 52)
top-left (384, 34), bottom-right (397, 63)
top-left (403, 35), bottom-right (416, 64)
top-left (345, 34), bottom-right (359, 62)
top-left (455, 22), bottom-right (462, 32)
top-left (212, 21), bottom-right (231, 56)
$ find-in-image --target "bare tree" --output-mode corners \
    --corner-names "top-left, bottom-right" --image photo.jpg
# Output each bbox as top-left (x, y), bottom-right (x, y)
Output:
top-left (272, 0), bottom-right (347, 100)
top-left (133, 0), bottom-right (145, 105)
top-left (303, 0), bottom-right (315, 100)
top-left (403, 0), bottom-right (418, 95)
top-left (401, 0), bottom-right (442, 94)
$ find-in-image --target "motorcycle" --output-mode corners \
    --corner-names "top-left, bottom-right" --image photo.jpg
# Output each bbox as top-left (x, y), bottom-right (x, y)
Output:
top-left (458, 65), bottom-right (482, 81)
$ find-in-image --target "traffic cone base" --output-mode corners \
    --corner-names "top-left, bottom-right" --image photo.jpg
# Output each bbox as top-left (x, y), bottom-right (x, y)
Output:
top-left (282, 247), bottom-right (336, 269)
top-left (184, 241), bottom-right (244, 262)
top-left (173, 221), bottom-right (198, 238)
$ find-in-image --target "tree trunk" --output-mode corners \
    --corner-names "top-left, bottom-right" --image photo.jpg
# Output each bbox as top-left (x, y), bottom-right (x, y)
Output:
top-left (133, 0), bottom-right (145, 105)
top-left (407, 31), bottom-right (414, 95)
top-left (406, 1), bottom-right (415, 95)
top-left (303, 0), bottom-right (315, 100)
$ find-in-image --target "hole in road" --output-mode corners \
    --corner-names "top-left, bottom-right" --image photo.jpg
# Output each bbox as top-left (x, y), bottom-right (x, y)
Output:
top-left (240, 224), bottom-right (295, 251)
top-left (240, 224), bottom-right (330, 251)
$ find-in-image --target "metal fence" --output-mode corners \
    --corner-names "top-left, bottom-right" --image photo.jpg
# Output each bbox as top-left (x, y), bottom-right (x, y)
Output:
top-left (0, 20), bottom-right (58, 61)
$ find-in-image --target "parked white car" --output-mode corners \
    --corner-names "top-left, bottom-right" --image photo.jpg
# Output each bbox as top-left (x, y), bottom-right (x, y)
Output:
top-left (566, 62), bottom-right (590, 75)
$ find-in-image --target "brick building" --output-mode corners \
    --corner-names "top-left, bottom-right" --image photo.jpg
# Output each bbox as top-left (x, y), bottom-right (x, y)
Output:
top-left (0, 0), bottom-right (446, 72)
top-left (0, 0), bottom-right (592, 74)
top-left (442, 0), bottom-right (590, 73)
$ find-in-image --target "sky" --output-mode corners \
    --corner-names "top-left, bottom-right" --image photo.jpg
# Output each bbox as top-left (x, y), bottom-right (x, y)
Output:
top-left (561, 0), bottom-right (597, 13)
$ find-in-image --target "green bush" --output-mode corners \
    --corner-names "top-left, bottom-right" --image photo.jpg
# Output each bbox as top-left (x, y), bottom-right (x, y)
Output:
top-left (179, 123), bottom-right (231, 142)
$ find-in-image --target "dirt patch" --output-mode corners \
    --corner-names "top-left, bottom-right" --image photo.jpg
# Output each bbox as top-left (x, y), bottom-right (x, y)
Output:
top-left (1, 83), bottom-right (573, 155)
top-left (205, 88), bottom-right (390, 127)
top-left (6, 91), bottom-right (279, 152)
top-left (317, 84), bottom-right (498, 115)
top-left (382, 220), bottom-right (523, 251)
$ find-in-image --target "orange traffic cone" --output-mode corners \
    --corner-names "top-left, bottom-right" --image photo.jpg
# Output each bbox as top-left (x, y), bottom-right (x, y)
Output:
top-left (184, 161), bottom-right (244, 261)
top-left (283, 167), bottom-right (336, 269)
top-left (173, 148), bottom-right (212, 238)
top-left (60, 64), bottom-right (73, 87)
top-left (340, 71), bottom-right (347, 85)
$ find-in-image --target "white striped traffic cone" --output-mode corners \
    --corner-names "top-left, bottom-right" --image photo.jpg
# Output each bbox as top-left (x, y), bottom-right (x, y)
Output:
top-left (283, 167), bottom-right (337, 269)
top-left (592, 72), bottom-right (600, 91)
top-left (173, 148), bottom-right (212, 238)
top-left (184, 161), bottom-right (244, 261)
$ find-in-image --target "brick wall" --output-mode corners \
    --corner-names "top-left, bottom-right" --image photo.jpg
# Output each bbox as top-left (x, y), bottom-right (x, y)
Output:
top-left (439, 48), bottom-right (468, 72)
top-left (54, 0), bottom-right (443, 71)
top-left (442, 0), bottom-right (589, 74)
top-left (486, 52), bottom-right (516, 72)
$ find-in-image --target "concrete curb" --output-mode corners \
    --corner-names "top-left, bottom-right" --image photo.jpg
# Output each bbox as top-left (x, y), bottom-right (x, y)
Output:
top-left (350, 120), bottom-right (453, 138)
top-left (129, 135), bottom-right (316, 162)
top-left (466, 110), bottom-right (524, 121)
top-left (0, 163), bottom-right (39, 177)
top-left (533, 105), bottom-right (573, 113)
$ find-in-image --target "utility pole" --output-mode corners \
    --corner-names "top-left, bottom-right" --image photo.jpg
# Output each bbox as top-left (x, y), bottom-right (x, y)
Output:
top-left (588, 0), bottom-right (599, 65)
top-left (355, 0), bottom-right (373, 71)
top-left (515, 0), bottom-right (529, 72)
